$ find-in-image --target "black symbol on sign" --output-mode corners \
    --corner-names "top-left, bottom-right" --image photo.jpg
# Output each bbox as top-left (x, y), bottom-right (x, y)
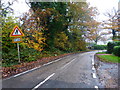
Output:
top-left (15, 29), bottom-right (19, 35)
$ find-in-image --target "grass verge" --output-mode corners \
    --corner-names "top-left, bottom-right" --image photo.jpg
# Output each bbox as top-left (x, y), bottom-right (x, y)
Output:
top-left (96, 52), bottom-right (120, 63)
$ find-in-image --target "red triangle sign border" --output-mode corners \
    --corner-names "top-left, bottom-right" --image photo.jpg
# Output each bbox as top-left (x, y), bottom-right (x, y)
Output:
top-left (10, 25), bottom-right (24, 37)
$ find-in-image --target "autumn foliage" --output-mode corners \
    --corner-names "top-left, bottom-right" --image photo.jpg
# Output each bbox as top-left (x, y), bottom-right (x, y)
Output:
top-left (2, 2), bottom-right (100, 68)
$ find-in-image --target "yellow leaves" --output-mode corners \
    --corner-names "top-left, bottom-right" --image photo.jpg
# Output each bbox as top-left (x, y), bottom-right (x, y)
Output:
top-left (21, 9), bottom-right (47, 52)
top-left (33, 43), bottom-right (39, 49)
top-left (25, 37), bottom-right (44, 51)
top-left (38, 38), bottom-right (46, 42)
top-left (26, 33), bottom-right (45, 51)
top-left (32, 35), bottom-right (35, 37)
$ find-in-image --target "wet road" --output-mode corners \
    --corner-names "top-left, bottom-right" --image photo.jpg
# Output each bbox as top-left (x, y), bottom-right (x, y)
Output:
top-left (2, 51), bottom-right (104, 89)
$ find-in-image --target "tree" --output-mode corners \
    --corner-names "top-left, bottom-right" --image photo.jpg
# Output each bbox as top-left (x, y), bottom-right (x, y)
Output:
top-left (54, 32), bottom-right (69, 51)
top-left (84, 20), bottom-right (110, 44)
top-left (2, 16), bottom-right (18, 52)
top-left (0, 0), bottom-right (17, 17)
top-left (29, 2), bottom-right (69, 50)
top-left (2, 15), bottom-right (21, 64)
top-left (103, 8), bottom-right (120, 41)
top-left (21, 8), bottom-right (46, 51)
top-left (25, 2), bottom-right (99, 51)
top-left (1, 0), bottom-right (18, 53)
top-left (67, 2), bottom-right (98, 48)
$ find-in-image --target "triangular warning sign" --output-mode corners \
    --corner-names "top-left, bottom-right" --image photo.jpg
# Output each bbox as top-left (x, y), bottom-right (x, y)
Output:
top-left (10, 25), bottom-right (24, 37)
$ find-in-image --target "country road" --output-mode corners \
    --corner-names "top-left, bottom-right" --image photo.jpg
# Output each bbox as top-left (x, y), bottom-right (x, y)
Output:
top-left (2, 51), bottom-right (104, 89)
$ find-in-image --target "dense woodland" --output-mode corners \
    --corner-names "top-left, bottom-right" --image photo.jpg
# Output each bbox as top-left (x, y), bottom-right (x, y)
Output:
top-left (1, 1), bottom-right (120, 66)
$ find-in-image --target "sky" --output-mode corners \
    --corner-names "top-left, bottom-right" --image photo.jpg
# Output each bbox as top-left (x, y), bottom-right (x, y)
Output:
top-left (10, 0), bottom-right (119, 21)
top-left (87, 0), bottom-right (119, 21)
top-left (10, 0), bottom-right (30, 17)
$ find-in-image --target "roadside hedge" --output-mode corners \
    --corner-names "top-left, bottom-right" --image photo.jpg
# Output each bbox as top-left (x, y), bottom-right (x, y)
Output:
top-left (107, 41), bottom-right (120, 54)
top-left (113, 46), bottom-right (120, 57)
top-left (93, 45), bottom-right (107, 50)
top-left (2, 47), bottom-right (41, 67)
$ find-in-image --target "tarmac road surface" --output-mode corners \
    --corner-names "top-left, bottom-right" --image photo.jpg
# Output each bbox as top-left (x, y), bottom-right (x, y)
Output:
top-left (2, 51), bottom-right (104, 89)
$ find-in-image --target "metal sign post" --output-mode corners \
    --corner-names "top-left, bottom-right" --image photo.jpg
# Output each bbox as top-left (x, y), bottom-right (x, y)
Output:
top-left (10, 25), bottom-right (25, 63)
top-left (17, 43), bottom-right (20, 63)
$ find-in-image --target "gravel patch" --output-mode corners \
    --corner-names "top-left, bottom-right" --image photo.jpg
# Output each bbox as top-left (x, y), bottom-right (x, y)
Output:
top-left (94, 55), bottom-right (119, 88)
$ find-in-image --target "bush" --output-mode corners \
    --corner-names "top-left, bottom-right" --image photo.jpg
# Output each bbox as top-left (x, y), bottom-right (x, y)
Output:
top-left (20, 48), bottom-right (41, 62)
top-left (2, 49), bottom-right (19, 66)
top-left (107, 42), bottom-right (115, 54)
top-left (2, 47), bottom-right (41, 66)
top-left (115, 41), bottom-right (120, 45)
top-left (113, 46), bottom-right (120, 57)
top-left (93, 45), bottom-right (107, 50)
top-left (107, 41), bottom-right (120, 54)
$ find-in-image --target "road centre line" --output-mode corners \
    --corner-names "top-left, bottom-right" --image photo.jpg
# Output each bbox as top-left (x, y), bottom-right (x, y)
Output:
top-left (4, 54), bottom-right (77, 81)
top-left (43, 58), bottom-right (62, 66)
top-left (32, 58), bottom-right (75, 89)
top-left (32, 73), bottom-right (55, 90)
top-left (59, 58), bottom-right (76, 70)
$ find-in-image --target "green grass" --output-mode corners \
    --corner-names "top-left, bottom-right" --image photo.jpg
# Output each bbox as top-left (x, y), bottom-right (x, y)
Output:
top-left (97, 54), bottom-right (120, 63)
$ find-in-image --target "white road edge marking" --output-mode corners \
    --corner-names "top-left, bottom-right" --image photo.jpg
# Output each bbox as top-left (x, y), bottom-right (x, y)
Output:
top-left (60, 58), bottom-right (76, 70)
top-left (94, 86), bottom-right (99, 90)
top-left (3, 58), bottom-right (62, 81)
top-left (32, 73), bottom-right (55, 90)
top-left (13, 66), bottom-right (41, 77)
top-left (93, 73), bottom-right (97, 79)
top-left (92, 66), bottom-right (95, 70)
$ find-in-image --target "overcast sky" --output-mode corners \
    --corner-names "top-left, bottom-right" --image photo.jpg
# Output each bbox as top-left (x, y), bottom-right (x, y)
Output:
top-left (10, 0), bottom-right (29, 17)
top-left (87, 0), bottom-right (119, 21)
top-left (11, 0), bottom-right (119, 21)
